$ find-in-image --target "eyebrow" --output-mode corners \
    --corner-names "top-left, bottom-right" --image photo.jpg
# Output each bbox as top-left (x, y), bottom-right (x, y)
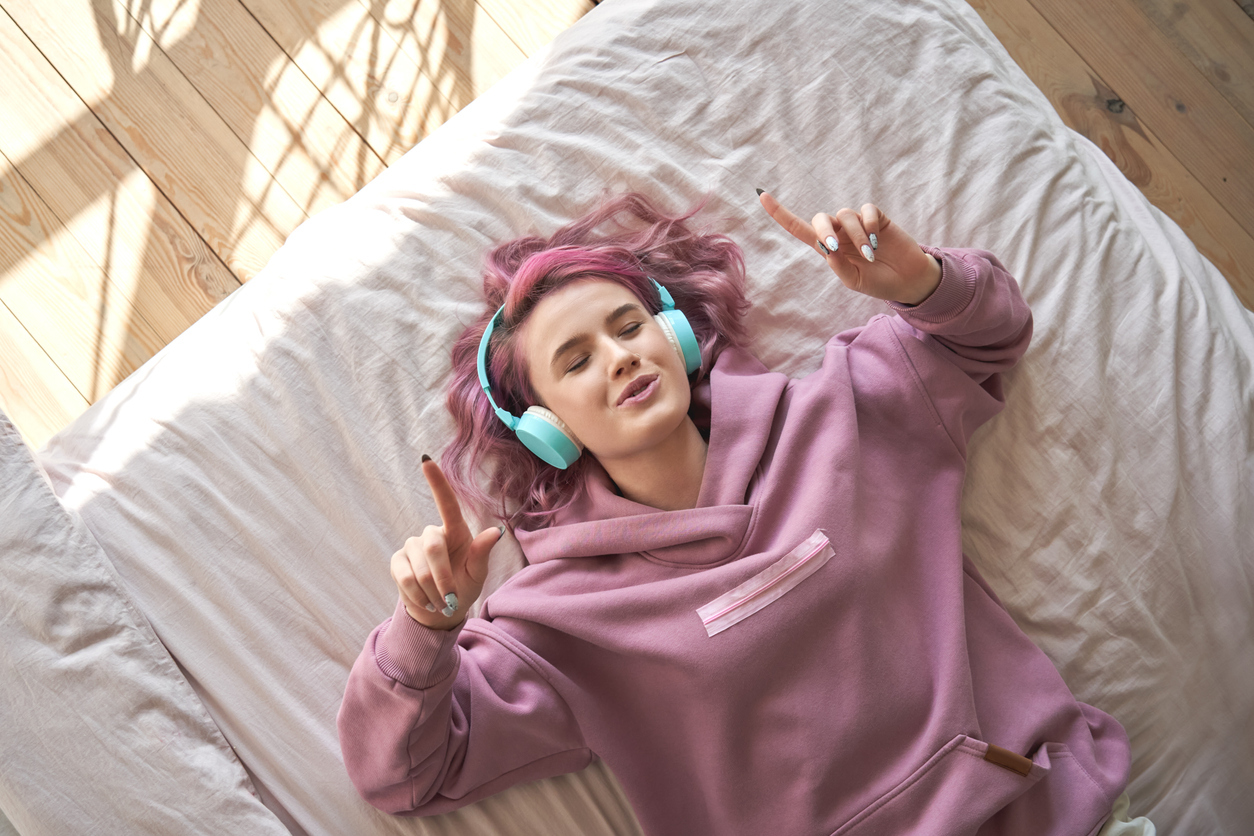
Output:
top-left (549, 302), bottom-right (643, 371)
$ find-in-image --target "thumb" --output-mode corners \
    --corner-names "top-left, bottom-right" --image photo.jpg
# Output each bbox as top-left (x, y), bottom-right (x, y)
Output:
top-left (465, 525), bottom-right (505, 586)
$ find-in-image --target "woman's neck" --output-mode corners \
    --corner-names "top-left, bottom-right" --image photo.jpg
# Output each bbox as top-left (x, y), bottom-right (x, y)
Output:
top-left (601, 417), bottom-right (708, 512)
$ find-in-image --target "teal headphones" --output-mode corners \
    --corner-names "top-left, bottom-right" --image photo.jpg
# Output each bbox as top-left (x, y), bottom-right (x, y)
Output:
top-left (476, 278), bottom-right (701, 469)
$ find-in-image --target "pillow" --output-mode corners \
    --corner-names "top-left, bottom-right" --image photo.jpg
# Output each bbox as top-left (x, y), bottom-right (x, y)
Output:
top-left (0, 410), bottom-right (287, 835)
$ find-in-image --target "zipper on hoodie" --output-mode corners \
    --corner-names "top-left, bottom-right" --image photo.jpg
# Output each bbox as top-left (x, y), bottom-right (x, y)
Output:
top-left (697, 529), bottom-right (833, 637)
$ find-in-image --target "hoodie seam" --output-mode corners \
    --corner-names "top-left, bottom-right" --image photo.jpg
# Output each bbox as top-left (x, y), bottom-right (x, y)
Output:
top-left (463, 619), bottom-right (563, 692)
top-left (732, 499), bottom-right (762, 562)
top-left (462, 619), bottom-right (593, 755)
top-left (884, 318), bottom-right (965, 459)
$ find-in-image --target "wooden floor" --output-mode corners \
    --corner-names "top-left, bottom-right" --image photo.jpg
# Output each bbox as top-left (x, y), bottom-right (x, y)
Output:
top-left (0, 0), bottom-right (1251, 450)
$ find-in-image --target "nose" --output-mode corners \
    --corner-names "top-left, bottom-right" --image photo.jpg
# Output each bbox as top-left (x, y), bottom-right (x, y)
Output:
top-left (606, 336), bottom-right (640, 378)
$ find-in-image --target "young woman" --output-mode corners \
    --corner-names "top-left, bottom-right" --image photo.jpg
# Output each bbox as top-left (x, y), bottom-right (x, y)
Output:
top-left (338, 192), bottom-right (1139, 835)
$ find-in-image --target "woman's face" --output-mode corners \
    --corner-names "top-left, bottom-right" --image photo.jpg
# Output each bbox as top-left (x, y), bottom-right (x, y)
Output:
top-left (522, 279), bottom-right (693, 465)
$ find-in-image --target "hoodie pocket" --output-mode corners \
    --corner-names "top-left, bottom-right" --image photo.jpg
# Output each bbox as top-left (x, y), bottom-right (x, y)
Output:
top-left (829, 734), bottom-right (1048, 835)
top-left (696, 529), bottom-right (832, 637)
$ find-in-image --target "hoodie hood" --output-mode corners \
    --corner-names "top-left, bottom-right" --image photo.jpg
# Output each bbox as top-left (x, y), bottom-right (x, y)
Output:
top-left (513, 348), bottom-right (789, 568)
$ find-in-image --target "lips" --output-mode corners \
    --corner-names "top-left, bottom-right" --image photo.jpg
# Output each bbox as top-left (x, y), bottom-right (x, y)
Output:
top-left (616, 373), bottom-right (659, 406)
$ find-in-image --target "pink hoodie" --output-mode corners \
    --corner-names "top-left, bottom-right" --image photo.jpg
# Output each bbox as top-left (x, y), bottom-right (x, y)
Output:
top-left (338, 246), bottom-right (1130, 835)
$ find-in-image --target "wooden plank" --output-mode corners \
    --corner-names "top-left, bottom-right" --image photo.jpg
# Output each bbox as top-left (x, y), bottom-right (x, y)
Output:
top-left (0, 156), bottom-right (164, 401)
top-left (1130, 0), bottom-right (1254, 132)
top-left (0, 7), bottom-right (237, 348)
top-left (475, 0), bottom-right (593, 57)
top-left (1028, 0), bottom-right (1254, 238)
top-left (966, 0), bottom-right (1254, 309)
top-left (357, 0), bottom-right (526, 112)
top-left (0, 299), bottom-right (88, 450)
top-left (118, 0), bottom-right (386, 216)
top-left (4, 0), bottom-right (306, 282)
top-left (237, 0), bottom-right (459, 163)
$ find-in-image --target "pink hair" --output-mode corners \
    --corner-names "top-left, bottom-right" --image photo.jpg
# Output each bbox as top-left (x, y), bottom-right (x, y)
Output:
top-left (442, 192), bottom-right (751, 530)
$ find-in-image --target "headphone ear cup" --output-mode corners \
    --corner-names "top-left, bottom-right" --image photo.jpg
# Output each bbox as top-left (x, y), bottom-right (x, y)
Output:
top-left (654, 310), bottom-right (701, 374)
top-left (516, 406), bottom-right (583, 469)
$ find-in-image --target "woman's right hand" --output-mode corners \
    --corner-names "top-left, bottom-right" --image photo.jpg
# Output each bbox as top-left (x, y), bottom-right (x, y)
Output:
top-left (391, 456), bottom-right (504, 630)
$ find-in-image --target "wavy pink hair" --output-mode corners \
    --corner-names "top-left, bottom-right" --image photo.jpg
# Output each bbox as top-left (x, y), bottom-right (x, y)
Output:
top-left (441, 192), bottom-right (752, 530)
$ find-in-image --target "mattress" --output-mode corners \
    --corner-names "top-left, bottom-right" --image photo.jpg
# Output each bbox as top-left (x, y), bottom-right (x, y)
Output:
top-left (2, 0), bottom-right (1251, 832)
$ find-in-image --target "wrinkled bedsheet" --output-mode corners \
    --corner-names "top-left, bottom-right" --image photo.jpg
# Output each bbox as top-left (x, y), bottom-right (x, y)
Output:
top-left (2, 0), bottom-right (1250, 832)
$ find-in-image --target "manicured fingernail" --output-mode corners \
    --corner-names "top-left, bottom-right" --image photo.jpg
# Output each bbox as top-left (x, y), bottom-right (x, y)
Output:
top-left (825, 236), bottom-right (839, 253)
top-left (755, 188), bottom-right (765, 196)
top-left (444, 592), bottom-right (458, 611)
top-left (424, 603), bottom-right (437, 612)
top-left (861, 244), bottom-right (875, 262)
top-left (441, 606), bottom-right (456, 617)
top-left (421, 454), bottom-right (431, 463)
top-left (497, 525), bottom-right (506, 536)
top-left (869, 233), bottom-right (878, 250)
top-left (816, 240), bottom-right (830, 255)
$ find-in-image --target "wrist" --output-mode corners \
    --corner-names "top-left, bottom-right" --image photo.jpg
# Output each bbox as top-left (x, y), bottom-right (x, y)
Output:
top-left (377, 597), bottom-right (463, 688)
top-left (897, 254), bottom-right (942, 306)
top-left (404, 602), bottom-right (467, 631)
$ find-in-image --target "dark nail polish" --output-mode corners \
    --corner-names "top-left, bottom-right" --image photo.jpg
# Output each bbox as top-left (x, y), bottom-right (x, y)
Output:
top-left (421, 454), bottom-right (432, 463)
top-left (755, 188), bottom-right (765, 196)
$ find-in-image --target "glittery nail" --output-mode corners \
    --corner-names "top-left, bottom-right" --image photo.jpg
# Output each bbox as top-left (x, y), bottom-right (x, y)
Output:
top-left (869, 233), bottom-right (878, 250)
top-left (444, 592), bottom-right (459, 611)
top-left (816, 240), bottom-right (830, 255)
top-left (825, 236), bottom-right (839, 253)
top-left (441, 606), bottom-right (456, 618)
top-left (424, 603), bottom-right (437, 612)
top-left (861, 244), bottom-right (875, 263)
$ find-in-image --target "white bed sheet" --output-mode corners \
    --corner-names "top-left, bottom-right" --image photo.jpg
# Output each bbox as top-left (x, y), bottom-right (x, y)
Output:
top-left (5, 0), bottom-right (1250, 832)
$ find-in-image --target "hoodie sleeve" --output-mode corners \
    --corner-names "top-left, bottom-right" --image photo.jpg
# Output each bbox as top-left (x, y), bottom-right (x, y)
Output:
top-left (337, 598), bottom-right (594, 816)
top-left (832, 246), bottom-right (1033, 456)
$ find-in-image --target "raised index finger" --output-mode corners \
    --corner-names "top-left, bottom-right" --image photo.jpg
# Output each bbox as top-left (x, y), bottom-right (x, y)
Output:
top-left (421, 456), bottom-right (469, 541)
top-left (759, 191), bottom-right (820, 248)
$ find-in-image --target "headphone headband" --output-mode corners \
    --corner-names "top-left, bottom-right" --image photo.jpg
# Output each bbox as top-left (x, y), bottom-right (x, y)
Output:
top-left (476, 306), bottom-right (517, 430)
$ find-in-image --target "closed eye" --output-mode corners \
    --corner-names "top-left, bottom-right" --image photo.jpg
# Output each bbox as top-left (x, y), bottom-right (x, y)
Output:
top-left (565, 323), bottom-right (644, 374)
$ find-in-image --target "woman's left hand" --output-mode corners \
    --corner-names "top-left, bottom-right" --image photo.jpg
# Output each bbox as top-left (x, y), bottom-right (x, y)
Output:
top-left (758, 191), bottom-right (941, 306)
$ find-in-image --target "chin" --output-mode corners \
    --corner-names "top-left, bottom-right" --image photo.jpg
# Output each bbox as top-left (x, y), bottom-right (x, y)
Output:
top-left (607, 409), bottom-right (693, 462)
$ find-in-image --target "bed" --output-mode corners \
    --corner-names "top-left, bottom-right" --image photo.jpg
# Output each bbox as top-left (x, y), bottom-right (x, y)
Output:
top-left (2, 0), bottom-right (1251, 832)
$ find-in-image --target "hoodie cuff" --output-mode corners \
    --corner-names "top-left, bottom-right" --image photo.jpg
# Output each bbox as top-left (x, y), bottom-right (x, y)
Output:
top-left (888, 245), bottom-right (976, 323)
top-left (373, 596), bottom-right (464, 690)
